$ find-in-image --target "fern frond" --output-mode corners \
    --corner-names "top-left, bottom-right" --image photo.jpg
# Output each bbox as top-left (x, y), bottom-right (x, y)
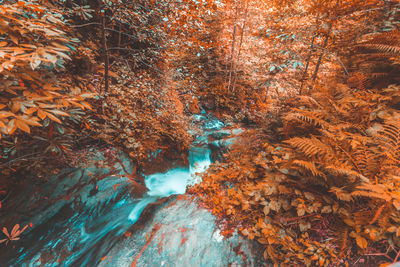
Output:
top-left (284, 109), bottom-right (328, 129)
top-left (331, 122), bottom-right (363, 132)
top-left (357, 30), bottom-right (400, 58)
top-left (360, 29), bottom-right (400, 46)
top-left (297, 95), bottom-right (323, 109)
top-left (355, 183), bottom-right (386, 193)
top-left (339, 227), bottom-right (349, 257)
top-left (324, 165), bottom-right (369, 183)
top-left (375, 119), bottom-right (400, 166)
top-left (377, 120), bottom-right (400, 145)
top-left (353, 210), bottom-right (375, 225)
top-left (292, 160), bottom-right (325, 178)
top-left (370, 203), bottom-right (386, 225)
top-left (330, 187), bottom-right (354, 201)
top-left (352, 183), bottom-right (392, 201)
top-left (352, 190), bottom-right (391, 201)
top-left (362, 44), bottom-right (400, 55)
top-left (370, 72), bottom-right (389, 78)
top-left (353, 147), bottom-right (381, 180)
top-left (366, 29), bottom-right (400, 43)
top-left (285, 137), bottom-right (334, 161)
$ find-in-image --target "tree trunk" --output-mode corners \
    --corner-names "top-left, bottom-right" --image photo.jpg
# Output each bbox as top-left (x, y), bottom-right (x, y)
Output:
top-left (299, 15), bottom-right (320, 95)
top-left (117, 24), bottom-right (122, 56)
top-left (227, 3), bottom-right (239, 91)
top-left (310, 0), bottom-right (339, 90)
top-left (310, 22), bottom-right (332, 89)
top-left (299, 35), bottom-right (315, 95)
top-left (99, 1), bottom-right (109, 96)
top-left (231, 0), bottom-right (249, 92)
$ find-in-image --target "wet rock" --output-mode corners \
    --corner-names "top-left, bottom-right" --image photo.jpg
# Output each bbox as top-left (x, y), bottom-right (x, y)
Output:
top-left (0, 139), bottom-right (214, 266)
top-left (201, 98), bottom-right (216, 111)
top-left (210, 128), bottom-right (244, 140)
top-left (141, 146), bottom-right (190, 176)
top-left (99, 195), bottom-right (264, 267)
top-left (0, 114), bottom-right (246, 266)
top-left (210, 137), bottom-right (237, 149)
top-left (209, 128), bottom-right (244, 162)
top-left (0, 148), bottom-right (146, 266)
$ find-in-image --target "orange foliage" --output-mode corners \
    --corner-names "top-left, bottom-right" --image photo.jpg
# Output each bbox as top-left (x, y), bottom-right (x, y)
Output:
top-left (192, 1), bottom-right (400, 266)
top-left (0, 1), bottom-right (93, 137)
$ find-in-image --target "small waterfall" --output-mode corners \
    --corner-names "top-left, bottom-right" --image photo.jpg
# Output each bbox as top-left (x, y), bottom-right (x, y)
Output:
top-left (128, 146), bottom-right (211, 220)
top-left (2, 114), bottom-right (224, 266)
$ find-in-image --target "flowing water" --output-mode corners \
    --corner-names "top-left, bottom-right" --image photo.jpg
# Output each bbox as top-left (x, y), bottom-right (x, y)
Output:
top-left (1, 115), bottom-right (237, 266)
top-left (127, 146), bottom-right (211, 222)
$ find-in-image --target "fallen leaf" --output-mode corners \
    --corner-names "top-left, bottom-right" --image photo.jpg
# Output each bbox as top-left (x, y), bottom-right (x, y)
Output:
top-left (356, 235), bottom-right (368, 249)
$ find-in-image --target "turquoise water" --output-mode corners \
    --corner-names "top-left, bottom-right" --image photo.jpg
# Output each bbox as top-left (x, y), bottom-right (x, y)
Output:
top-left (129, 146), bottom-right (211, 220)
top-left (1, 115), bottom-right (223, 266)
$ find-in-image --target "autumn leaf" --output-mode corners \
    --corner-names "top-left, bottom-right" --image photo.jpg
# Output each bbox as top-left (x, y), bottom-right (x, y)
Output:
top-left (45, 112), bottom-right (61, 123)
top-left (21, 116), bottom-right (41, 126)
top-left (15, 119), bottom-right (30, 133)
top-left (0, 223), bottom-right (29, 246)
top-left (2, 227), bottom-right (10, 239)
top-left (355, 235), bottom-right (367, 250)
top-left (7, 119), bottom-right (17, 134)
top-left (258, 238), bottom-right (268, 244)
top-left (37, 109), bottom-right (47, 120)
top-left (0, 1), bottom-right (92, 139)
top-left (11, 224), bottom-right (20, 237)
top-left (0, 111), bottom-right (15, 119)
top-left (25, 107), bottom-right (38, 115)
top-left (48, 109), bottom-right (69, 116)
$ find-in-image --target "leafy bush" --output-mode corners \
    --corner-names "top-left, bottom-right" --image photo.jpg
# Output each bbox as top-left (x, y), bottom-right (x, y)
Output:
top-left (193, 27), bottom-right (400, 266)
top-left (0, 1), bottom-right (93, 137)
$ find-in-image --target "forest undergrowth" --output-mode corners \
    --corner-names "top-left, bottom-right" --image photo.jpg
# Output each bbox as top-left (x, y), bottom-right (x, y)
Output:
top-left (192, 1), bottom-right (400, 266)
top-left (1, 0), bottom-right (400, 266)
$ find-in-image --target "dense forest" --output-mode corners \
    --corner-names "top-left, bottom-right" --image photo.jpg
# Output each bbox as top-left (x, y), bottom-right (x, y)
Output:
top-left (1, 0), bottom-right (400, 266)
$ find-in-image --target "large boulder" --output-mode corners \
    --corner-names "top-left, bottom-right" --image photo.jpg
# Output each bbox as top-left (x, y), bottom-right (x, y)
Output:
top-left (0, 147), bottom-right (265, 267)
top-left (0, 148), bottom-right (147, 266)
top-left (99, 195), bottom-right (265, 267)
top-left (209, 128), bottom-right (244, 162)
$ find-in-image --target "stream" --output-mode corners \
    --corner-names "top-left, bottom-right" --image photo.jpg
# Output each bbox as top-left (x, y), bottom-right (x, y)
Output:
top-left (0, 114), bottom-right (263, 267)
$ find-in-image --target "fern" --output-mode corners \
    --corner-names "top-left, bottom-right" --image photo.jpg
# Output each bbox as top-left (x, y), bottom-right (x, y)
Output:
top-left (352, 183), bottom-right (394, 202)
top-left (353, 147), bottom-right (381, 180)
top-left (370, 203), bottom-right (386, 225)
top-left (359, 29), bottom-right (400, 56)
top-left (284, 109), bottom-right (327, 129)
top-left (376, 119), bottom-right (400, 166)
top-left (355, 29), bottom-right (400, 87)
top-left (285, 137), bottom-right (334, 161)
top-left (297, 95), bottom-right (323, 109)
top-left (362, 44), bottom-right (400, 55)
top-left (324, 165), bottom-right (369, 183)
top-left (292, 159), bottom-right (325, 178)
top-left (339, 227), bottom-right (349, 257)
top-left (330, 187), bottom-right (354, 201)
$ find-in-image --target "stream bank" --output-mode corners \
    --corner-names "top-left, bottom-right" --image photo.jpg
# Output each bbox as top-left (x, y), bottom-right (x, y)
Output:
top-left (0, 114), bottom-right (262, 266)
